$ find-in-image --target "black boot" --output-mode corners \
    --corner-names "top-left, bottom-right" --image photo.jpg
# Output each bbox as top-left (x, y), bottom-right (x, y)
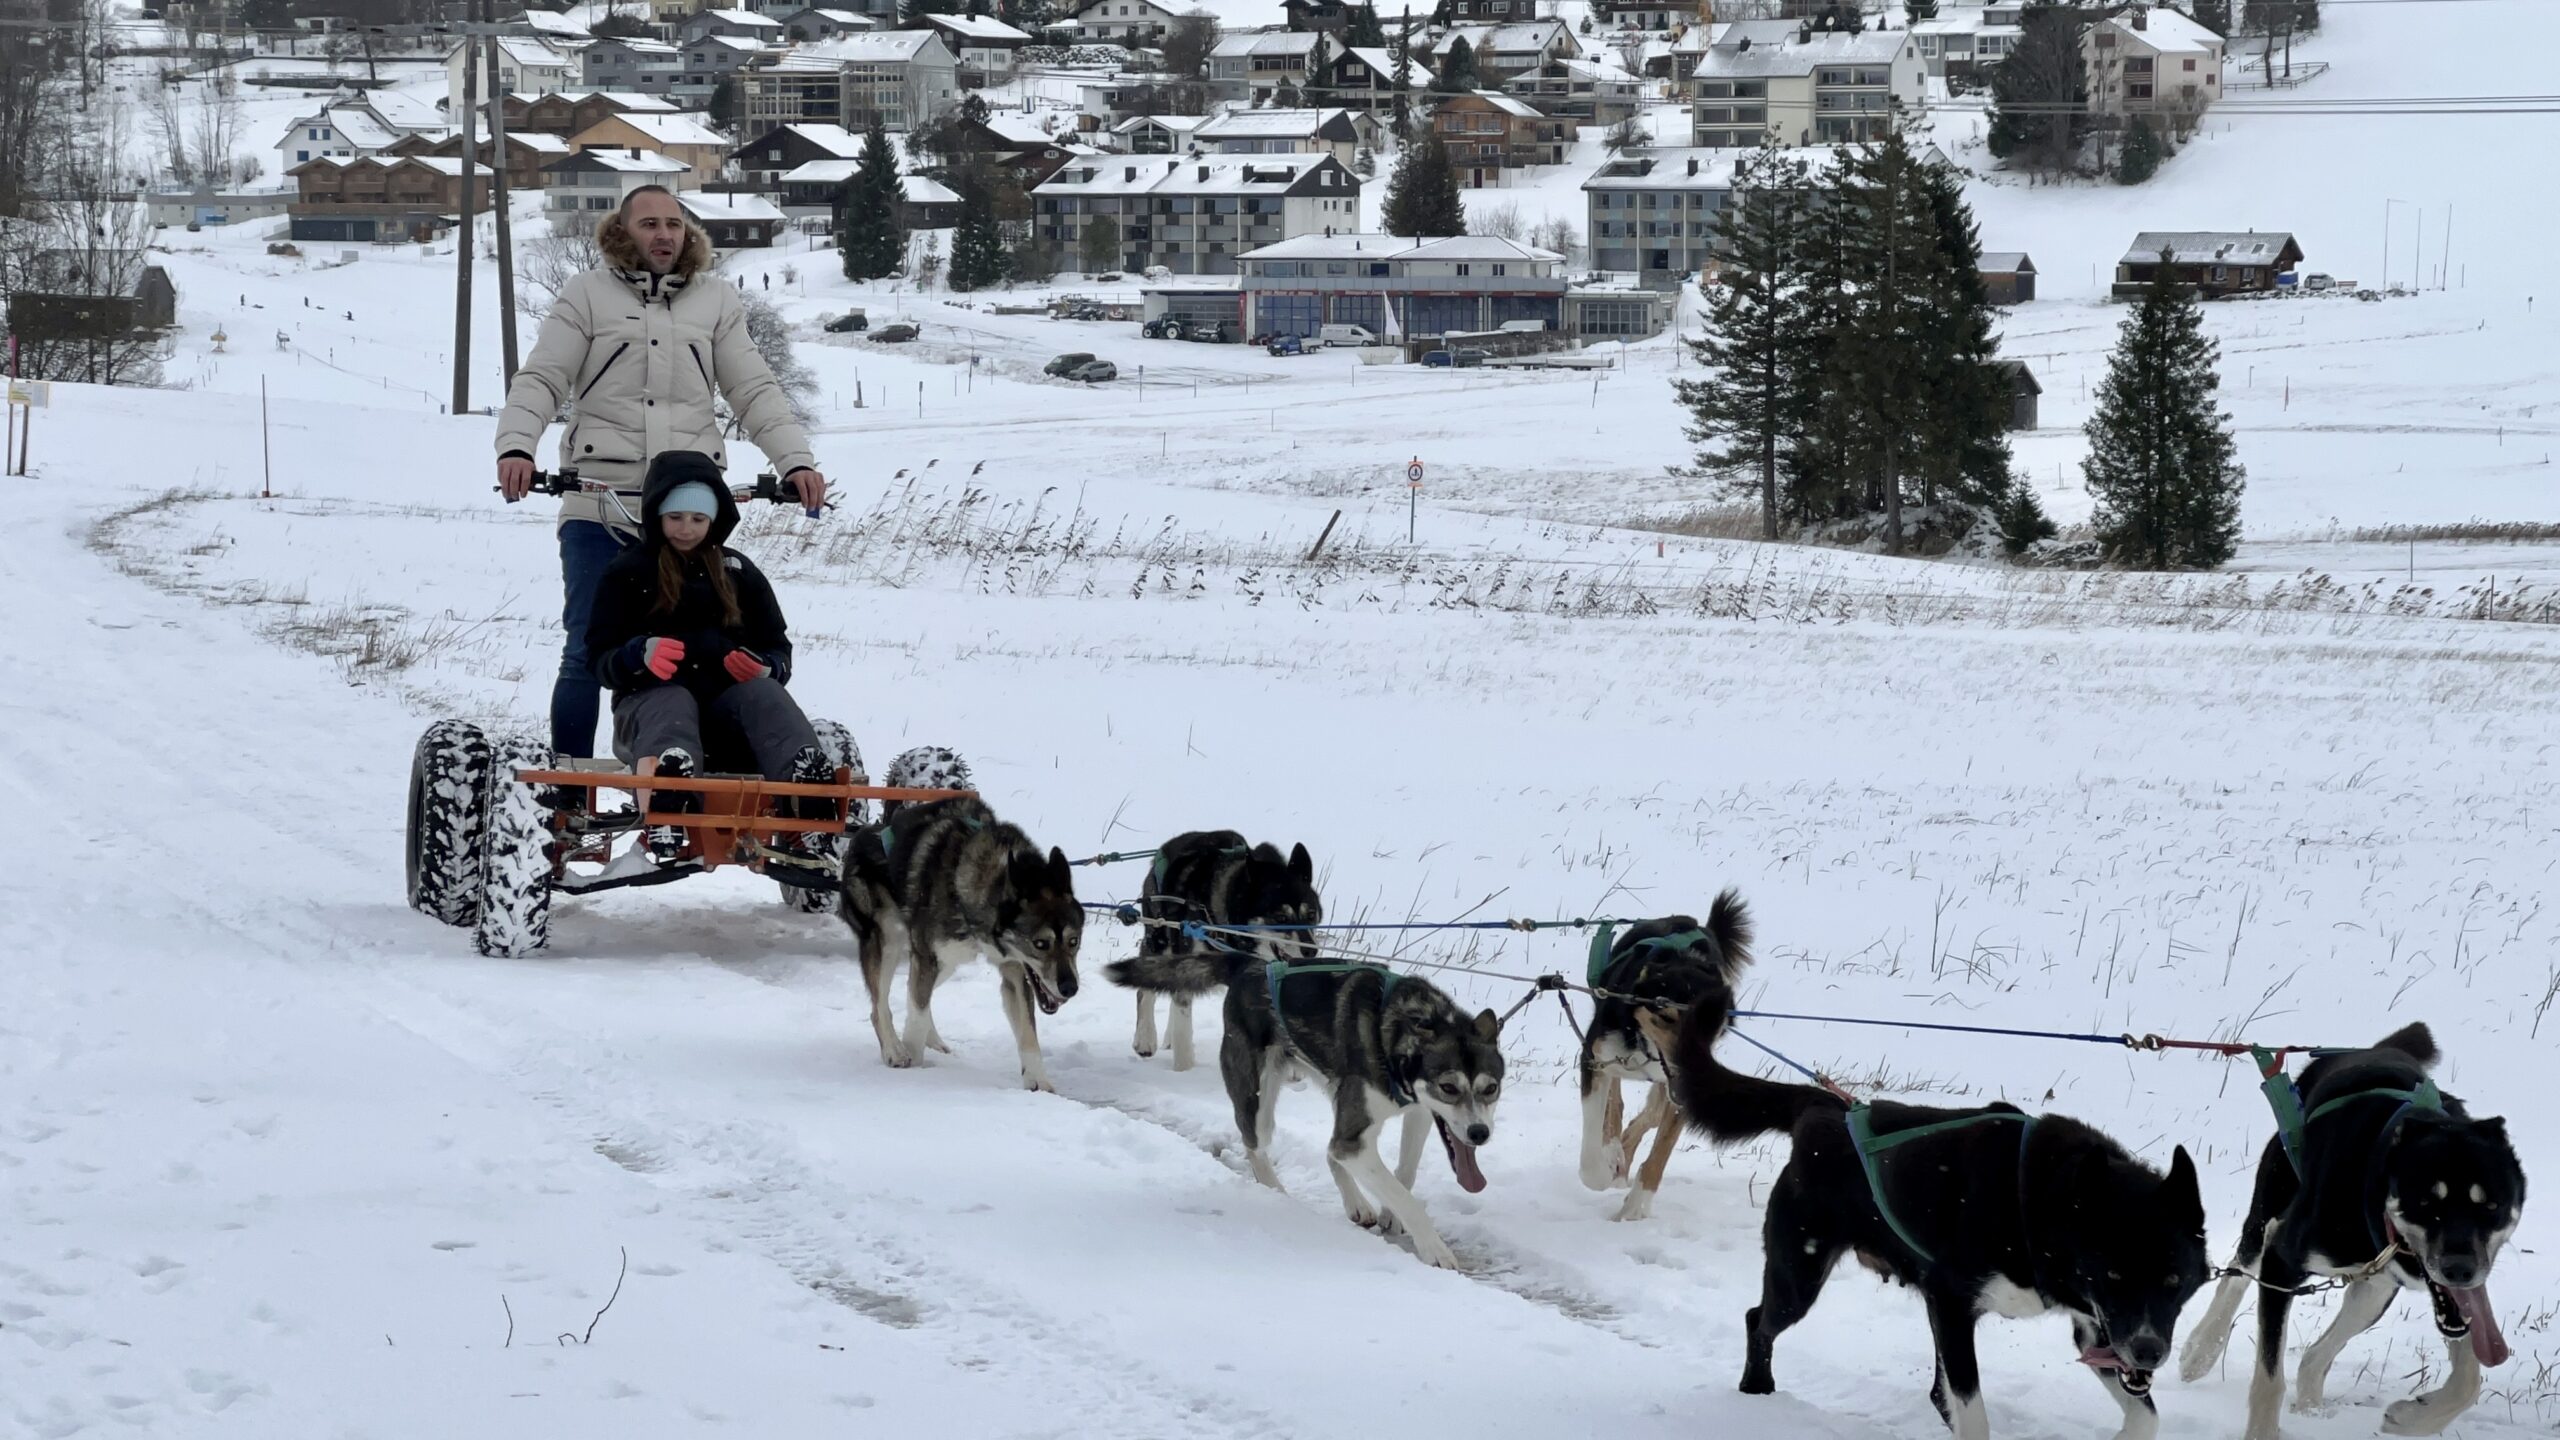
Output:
top-left (646, 748), bottom-right (698, 863)
top-left (768, 745), bottom-right (840, 887)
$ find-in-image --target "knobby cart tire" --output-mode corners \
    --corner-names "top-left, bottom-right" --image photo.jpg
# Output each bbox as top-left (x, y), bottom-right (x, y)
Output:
top-left (881, 745), bottom-right (975, 821)
top-left (406, 719), bottom-right (492, 927)
top-left (779, 718), bottom-right (866, 913)
top-left (472, 732), bottom-right (556, 957)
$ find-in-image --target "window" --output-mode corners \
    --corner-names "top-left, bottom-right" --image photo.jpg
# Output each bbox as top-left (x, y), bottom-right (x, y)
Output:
top-left (2183, 57), bottom-right (2196, 70)
top-left (1735, 80), bottom-right (1765, 98)
top-left (1457, 263), bottom-right (1471, 275)
top-left (1491, 263), bottom-right (1505, 276)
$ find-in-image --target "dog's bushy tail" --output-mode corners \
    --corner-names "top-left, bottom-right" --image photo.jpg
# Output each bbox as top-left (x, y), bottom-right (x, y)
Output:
top-left (1104, 950), bottom-right (1255, 994)
top-left (2374, 1022), bottom-right (2437, 1066)
top-left (1662, 972), bottom-right (1846, 1144)
top-left (1704, 887), bottom-right (1753, 984)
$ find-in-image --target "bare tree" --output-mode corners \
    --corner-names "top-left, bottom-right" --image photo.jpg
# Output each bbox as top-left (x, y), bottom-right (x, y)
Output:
top-left (1604, 113), bottom-right (1649, 151)
top-left (0, 106), bottom-right (165, 386)
top-left (514, 226), bottom-right (604, 319)
top-left (1527, 214), bottom-right (1580, 266)
top-left (146, 81), bottom-right (195, 187)
top-left (1162, 14), bottom-right (1222, 82)
top-left (190, 71), bottom-right (245, 186)
top-left (1469, 199), bottom-right (1525, 240)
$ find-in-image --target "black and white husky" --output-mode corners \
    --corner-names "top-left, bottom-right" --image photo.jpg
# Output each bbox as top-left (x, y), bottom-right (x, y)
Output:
top-left (1657, 987), bottom-right (2211, 1440)
top-left (1103, 830), bottom-right (1321, 1071)
top-left (1576, 895), bottom-right (1750, 1222)
top-left (839, 796), bottom-right (1083, 1092)
top-left (2177, 1023), bottom-right (2525, 1440)
top-left (1220, 963), bottom-right (1502, 1270)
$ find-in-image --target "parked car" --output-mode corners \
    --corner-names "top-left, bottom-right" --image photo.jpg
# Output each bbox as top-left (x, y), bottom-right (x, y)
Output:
top-left (1422, 347), bottom-right (1489, 368)
top-left (1044, 352), bottom-right (1096, 377)
top-left (1066, 360), bottom-right (1118, 383)
top-left (2302, 273), bottom-right (2335, 292)
top-left (1318, 323), bottom-right (1375, 348)
top-left (1265, 334), bottom-right (1307, 357)
top-left (870, 322), bottom-right (919, 343)
top-left (824, 310), bottom-right (868, 333)
top-left (1184, 319), bottom-right (1232, 344)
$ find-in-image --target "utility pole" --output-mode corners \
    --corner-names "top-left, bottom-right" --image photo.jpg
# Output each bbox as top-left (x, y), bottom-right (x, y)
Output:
top-left (484, 0), bottom-right (520, 382)
top-left (452, 11), bottom-right (481, 415)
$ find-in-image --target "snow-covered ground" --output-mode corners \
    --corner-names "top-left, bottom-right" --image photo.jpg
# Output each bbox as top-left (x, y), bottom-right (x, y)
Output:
top-left (6, 4), bottom-right (2557, 1437)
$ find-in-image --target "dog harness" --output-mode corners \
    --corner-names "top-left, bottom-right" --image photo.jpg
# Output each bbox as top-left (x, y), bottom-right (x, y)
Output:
top-left (1583, 922), bottom-right (1707, 989)
top-left (1263, 958), bottom-right (1413, 1104)
top-left (1846, 1104), bottom-right (2031, 1268)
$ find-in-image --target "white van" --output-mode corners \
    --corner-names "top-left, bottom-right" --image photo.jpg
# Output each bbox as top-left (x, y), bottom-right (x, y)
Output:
top-left (1318, 324), bottom-right (1377, 348)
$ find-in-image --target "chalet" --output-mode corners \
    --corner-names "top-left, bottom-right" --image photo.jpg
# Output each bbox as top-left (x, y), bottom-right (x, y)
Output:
top-left (1591, 0), bottom-right (1702, 31)
top-left (569, 110), bottom-right (733, 187)
top-left (390, 129), bottom-right (571, 193)
top-left (582, 37), bottom-right (685, 95)
top-left (1505, 55), bottom-right (1642, 126)
top-left (729, 121), bottom-right (863, 188)
top-left (287, 154), bottom-right (495, 243)
top-left (1979, 251), bottom-right (2036, 305)
top-left (922, 14), bottom-right (1034, 76)
top-left (1208, 31), bottom-right (1337, 107)
top-left (1430, 91), bottom-right (1572, 187)
top-left (273, 94), bottom-right (439, 176)
top-left (900, 174), bottom-right (962, 228)
top-left (1324, 45), bottom-right (1432, 116)
top-left (1690, 19), bottom-right (1924, 148)
top-left (1032, 153), bottom-right (1363, 277)
top-left (678, 7), bottom-right (786, 44)
top-left (680, 191), bottom-right (789, 248)
top-left (1432, 21), bottom-right (1578, 85)
top-left (1110, 114), bottom-right (1207, 154)
top-left (1070, 0), bottom-right (1185, 46)
top-left (1236, 233), bottom-right (1565, 341)
top-left (1283, 0), bottom-right (1351, 33)
top-left (2114, 231), bottom-right (2302, 298)
top-left (1192, 108), bottom-right (1370, 168)
top-left (1990, 360), bottom-right (2040, 431)
top-left (498, 90), bottom-right (679, 140)
top-left (543, 148), bottom-right (691, 221)
top-left (773, 7), bottom-right (876, 42)
top-left (4, 253), bottom-right (177, 344)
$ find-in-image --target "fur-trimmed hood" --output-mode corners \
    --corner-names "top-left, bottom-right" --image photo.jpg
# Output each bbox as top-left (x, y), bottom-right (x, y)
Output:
top-left (596, 207), bottom-right (714, 282)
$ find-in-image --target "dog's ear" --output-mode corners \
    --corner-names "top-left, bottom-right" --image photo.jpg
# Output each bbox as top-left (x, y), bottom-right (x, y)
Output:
top-left (1473, 1007), bottom-right (1501, 1039)
top-left (1045, 845), bottom-right (1073, 890)
top-left (2162, 1145), bottom-right (2204, 1229)
top-left (1287, 842), bottom-right (1313, 884)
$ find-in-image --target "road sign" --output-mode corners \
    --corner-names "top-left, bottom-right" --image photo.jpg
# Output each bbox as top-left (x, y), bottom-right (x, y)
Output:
top-left (8, 380), bottom-right (50, 408)
top-left (1406, 458), bottom-right (1423, 485)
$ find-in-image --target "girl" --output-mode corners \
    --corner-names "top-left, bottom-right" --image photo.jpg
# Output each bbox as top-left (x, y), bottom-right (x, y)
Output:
top-left (584, 450), bottom-right (831, 875)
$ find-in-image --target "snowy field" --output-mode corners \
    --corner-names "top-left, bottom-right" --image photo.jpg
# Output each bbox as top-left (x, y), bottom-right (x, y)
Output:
top-left (5, 4), bottom-right (2558, 1438)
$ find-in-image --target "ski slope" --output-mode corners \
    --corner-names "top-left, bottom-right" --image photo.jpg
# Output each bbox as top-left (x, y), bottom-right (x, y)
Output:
top-left (6, 5), bottom-right (2557, 1436)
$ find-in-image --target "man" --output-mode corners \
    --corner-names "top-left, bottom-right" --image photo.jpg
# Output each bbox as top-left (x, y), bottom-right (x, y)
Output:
top-left (495, 185), bottom-right (828, 760)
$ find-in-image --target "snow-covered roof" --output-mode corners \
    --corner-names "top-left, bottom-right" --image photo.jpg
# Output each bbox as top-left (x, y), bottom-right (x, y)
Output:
top-left (2097, 10), bottom-right (2223, 53)
top-left (594, 36), bottom-right (681, 55)
top-left (1070, 0), bottom-right (1182, 17)
top-left (1702, 20), bottom-right (1910, 76)
top-left (1237, 233), bottom-right (1560, 264)
top-left (1511, 55), bottom-right (1641, 87)
top-left (798, 30), bottom-right (942, 63)
top-left (1036, 152), bottom-right (1341, 197)
top-left (368, 91), bottom-right (446, 130)
top-left (559, 147), bottom-right (692, 174)
top-left (1580, 148), bottom-right (1749, 191)
top-left (692, 35), bottom-right (771, 53)
top-left (1455, 89), bottom-right (1543, 119)
top-left (679, 192), bottom-right (786, 224)
top-left (1979, 251), bottom-right (2034, 272)
top-left (457, 35), bottom-right (573, 68)
top-left (779, 122), bottom-right (864, 157)
top-left (1343, 44), bottom-right (1431, 83)
top-left (535, 88), bottom-right (681, 112)
top-left (1434, 21), bottom-right (1568, 56)
top-left (323, 107), bottom-right (399, 149)
top-left (2122, 231), bottom-right (2300, 266)
top-left (517, 8), bottom-right (592, 37)
top-left (787, 7), bottom-right (875, 22)
top-left (1111, 113), bottom-right (1208, 134)
top-left (1193, 107), bottom-right (1352, 140)
top-left (981, 112), bottom-right (1062, 145)
top-left (405, 155), bottom-right (494, 177)
top-left (1212, 31), bottom-right (1325, 59)
top-left (695, 7), bottom-right (783, 27)
top-left (902, 174), bottom-right (960, 204)
top-left (925, 13), bottom-right (1033, 42)
top-left (783, 158), bottom-right (860, 184)
top-left (602, 112), bottom-right (732, 148)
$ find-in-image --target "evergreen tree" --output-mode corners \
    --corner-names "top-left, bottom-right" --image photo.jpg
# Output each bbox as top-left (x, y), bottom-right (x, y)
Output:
top-left (1913, 157), bottom-right (2012, 511)
top-left (1904, 0), bottom-right (1938, 17)
top-left (1993, 478), bottom-right (2057, 555)
top-left (2191, 0), bottom-right (2232, 35)
top-left (1344, 1), bottom-right (1387, 47)
top-left (1674, 143), bottom-right (1815, 541)
top-left (1390, 10), bottom-right (1415, 136)
top-left (900, 0), bottom-right (956, 24)
top-left (1078, 213), bottom-right (1121, 273)
top-left (1988, 2), bottom-right (2089, 173)
top-left (1381, 126), bottom-right (1464, 236)
top-left (947, 173), bottom-right (1009, 291)
top-left (1434, 36), bottom-right (1478, 92)
top-left (1819, 126), bottom-right (1952, 553)
top-left (708, 76), bottom-right (739, 129)
top-left (2083, 255), bottom-right (2245, 569)
top-left (836, 118), bottom-right (907, 281)
top-left (2115, 113), bottom-right (2164, 185)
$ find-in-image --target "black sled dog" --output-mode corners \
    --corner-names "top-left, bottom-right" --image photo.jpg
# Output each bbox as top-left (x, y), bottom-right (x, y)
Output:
top-left (2176, 1023), bottom-right (2524, 1440)
top-left (1576, 896), bottom-right (1751, 1222)
top-left (1645, 994), bottom-right (2211, 1440)
top-left (1103, 830), bottom-right (1321, 1071)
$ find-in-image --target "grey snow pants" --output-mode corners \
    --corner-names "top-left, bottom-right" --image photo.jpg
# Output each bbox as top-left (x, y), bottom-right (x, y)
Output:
top-left (612, 678), bottom-right (822, 788)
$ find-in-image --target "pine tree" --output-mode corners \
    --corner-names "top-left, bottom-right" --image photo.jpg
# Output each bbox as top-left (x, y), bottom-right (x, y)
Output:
top-left (1988, 2), bottom-right (2090, 174)
top-left (2083, 255), bottom-right (2245, 569)
top-left (947, 176), bottom-right (1008, 291)
top-left (1674, 143), bottom-right (1814, 540)
top-left (900, 0), bottom-right (956, 22)
top-left (1820, 127), bottom-right (1952, 553)
top-left (1904, 0), bottom-right (1938, 17)
top-left (1913, 157), bottom-right (2012, 511)
top-left (1993, 478), bottom-right (2057, 555)
top-left (2191, 0), bottom-right (2232, 35)
top-left (1381, 126), bottom-right (1464, 236)
top-left (2115, 113), bottom-right (2164, 185)
top-left (1345, 1), bottom-right (1386, 47)
top-left (836, 118), bottom-right (906, 281)
top-left (1390, 10), bottom-right (1415, 136)
top-left (1435, 36), bottom-right (1478, 92)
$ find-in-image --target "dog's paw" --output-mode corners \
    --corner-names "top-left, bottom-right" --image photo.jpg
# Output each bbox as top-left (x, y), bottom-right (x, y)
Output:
top-left (924, 1034), bottom-right (953, 1055)
top-left (1342, 1199), bottom-right (1381, 1229)
top-left (1020, 1071), bottom-right (1054, 1094)
top-left (1613, 1188), bottom-right (1655, 1223)
top-left (878, 1039), bottom-right (918, 1069)
top-left (2290, 1380), bottom-right (2330, 1416)
top-left (1577, 1153), bottom-right (1618, 1191)
top-left (2380, 1395), bottom-right (2461, 1437)
top-left (2177, 1331), bottom-right (2227, 1384)
top-left (1410, 1234), bottom-right (1461, 1270)
top-left (1132, 1041), bottom-right (1156, 1058)
top-left (1738, 1368), bottom-right (1776, 1396)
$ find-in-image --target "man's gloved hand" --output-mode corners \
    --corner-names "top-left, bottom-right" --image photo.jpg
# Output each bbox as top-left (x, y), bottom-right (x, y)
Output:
top-left (723, 648), bottom-right (772, 683)
top-left (620, 636), bottom-right (685, 681)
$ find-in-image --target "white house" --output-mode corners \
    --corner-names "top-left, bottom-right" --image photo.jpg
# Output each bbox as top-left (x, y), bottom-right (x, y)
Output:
top-left (447, 36), bottom-right (578, 101)
top-left (1911, 4), bottom-right (2025, 81)
top-left (581, 37), bottom-right (685, 95)
top-left (1070, 0), bottom-right (1186, 46)
top-left (1689, 19), bottom-right (1923, 148)
top-left (1032, 152), bottom-right (1363, 277)
top-left (2083, 8), bottom-right (2224, 120)
top-left (774, 7), bottom-right (877, 42)
top-left (1208, 30), bottom-right (1337, 106)
top-left (273, 93), bottom-right (443, 175)
top-left (922, 14), bottom-right (1035, 75)
top-left (1192, 107), bottom-right (1370, 167)
top-left (1109, 113), bottom-right (1208, 154)
top-left (542, 147), bottom-right (691, 220)
top-left (1431, 21), bottom-right (1579, 84)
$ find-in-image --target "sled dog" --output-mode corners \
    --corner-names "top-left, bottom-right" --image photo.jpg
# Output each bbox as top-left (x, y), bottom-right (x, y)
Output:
top-left (1576, 894), bottom-right (1751, 1222)
top-left (1646, 991), bottom-right (2210, 1440)
top-left (2176, 1023), bottom-right (2524, 1440)
top-left (1221, 962), bottom-right (1501, 1270)
top-left (840, 796), bottom-right (1082, 1091)
top-left (1103, 831), bottom-right (1321, 1071)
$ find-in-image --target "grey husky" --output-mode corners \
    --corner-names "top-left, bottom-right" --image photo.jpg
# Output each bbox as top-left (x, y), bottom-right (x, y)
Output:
top-left (1103, 831), bottom-right (1321, 1071)
top-left (839, 796), bottom-right (1083, 1092)
top-left (1577, 894), bottom-right (1751, 1222)
top-left (1221, 962), bottom-right (1503, 1270)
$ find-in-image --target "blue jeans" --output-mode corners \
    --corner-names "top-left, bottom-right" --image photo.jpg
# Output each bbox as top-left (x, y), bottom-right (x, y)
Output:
top-left (551, 519), bottom-right (632, 757)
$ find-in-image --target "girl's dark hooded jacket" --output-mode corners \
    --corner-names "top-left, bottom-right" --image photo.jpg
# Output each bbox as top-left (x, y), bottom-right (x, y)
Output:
top-left (584, 452), bottom-right (793, 702)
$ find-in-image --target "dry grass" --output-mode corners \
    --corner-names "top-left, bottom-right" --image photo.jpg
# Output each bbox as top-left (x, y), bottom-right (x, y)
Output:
top-left (2341, 519), bottom-right (2560, 544)
top-left (1614, 503), bottom-right (1767, 542)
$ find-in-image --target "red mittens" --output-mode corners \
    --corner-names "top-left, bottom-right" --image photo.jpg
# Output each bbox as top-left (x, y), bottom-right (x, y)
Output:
top-left (644, 637), bottom-right (685, 681)
top-left (724, 648), bottom-right (771, 683)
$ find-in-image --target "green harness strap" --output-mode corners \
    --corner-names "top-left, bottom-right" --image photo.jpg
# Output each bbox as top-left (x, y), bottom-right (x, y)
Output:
top-left (1265, 958), bottom-right (1411, 1102)
top-left (1848, 1104), bottom-right (2029, 1268)
top-left (1584, 925), bottom-right (1707, 990)
top-left (2256, 1045), bottom-right (2442, 1181)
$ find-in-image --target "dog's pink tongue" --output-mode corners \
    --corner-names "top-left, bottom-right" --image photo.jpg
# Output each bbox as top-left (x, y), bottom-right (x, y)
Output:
top-left (1439, 1121), bottom-right (1487, 1193)
top-left (2452, 1286), bottom-right (2509, 1366)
